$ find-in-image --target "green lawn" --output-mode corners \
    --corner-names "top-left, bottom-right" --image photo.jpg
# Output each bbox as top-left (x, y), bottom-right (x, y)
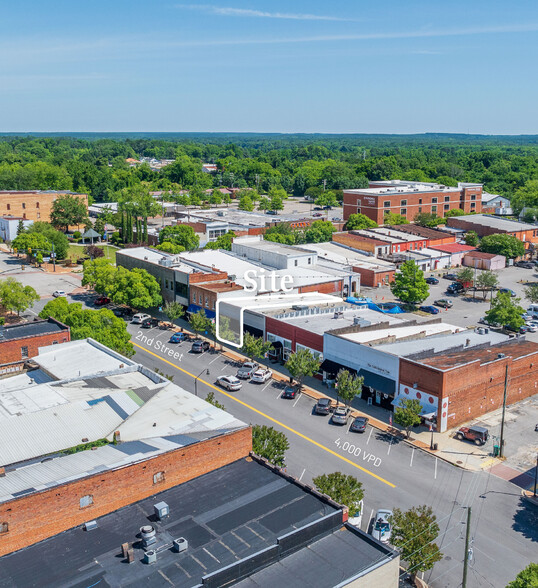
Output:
top-left (67, 243), bottom-right (119, 263)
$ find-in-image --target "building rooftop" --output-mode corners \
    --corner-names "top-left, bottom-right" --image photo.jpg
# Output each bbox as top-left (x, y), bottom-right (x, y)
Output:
top-left (362, 228), bottom-right (422, 243)
top-left (337, 322), bottom-right (463, 345)
top-left (448, 214), bottom-right (536, 232)
top-left (0, 339), bottom-right (245, 471)
top-left (233, 237), bottom-right (315, 256)
top-left (335, 232), bottom-right (389, 246)
top-left (0, 458), bottom-right (396, 588)
top-left (429, 243), bottom-right (477, 254)
top-left (181, 208), bottom-right (316, 228)
top-left (301, 242), bottom-right (396, 271)
top-left (418, 339), bottom-right (538, 369)
top-left (0, 318), bottom-right (67, 343)
top-left (387, 224), bottom-right (455, 241)
top-left (379, 328), bottom-right (510, 358)
top-left (345, 183), bottom-right (462, 196)
top-left (116, 247), bottom-right (198, 273)
top-left (463, 250), bottom-right (504, 260)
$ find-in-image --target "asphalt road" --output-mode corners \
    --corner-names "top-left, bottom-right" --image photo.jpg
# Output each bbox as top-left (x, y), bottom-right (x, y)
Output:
top-left (127, 322), bottom-right (538, 588)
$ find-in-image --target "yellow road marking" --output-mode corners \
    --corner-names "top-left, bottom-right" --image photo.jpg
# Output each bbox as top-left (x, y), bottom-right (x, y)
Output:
top-left (480, 457), bottom-right (498, 470)
top-left (132, 341), bottom-right (396, 488)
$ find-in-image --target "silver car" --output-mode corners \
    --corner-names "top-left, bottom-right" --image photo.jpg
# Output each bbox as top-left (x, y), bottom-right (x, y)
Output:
top-left (331, 406), bottom-right (351, 425)
top-left (251, 368), bottom-right (272, 383)
top-left (217, 375), bottom-right (242, 391)
top-left (372, 509), bottom-right (393, 543)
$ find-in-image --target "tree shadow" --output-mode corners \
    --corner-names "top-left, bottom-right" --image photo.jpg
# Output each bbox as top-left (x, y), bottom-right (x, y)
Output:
top-left (512, 496), bottom-right (538, 542)
top-left (374, 431), bottom-right (404, 445)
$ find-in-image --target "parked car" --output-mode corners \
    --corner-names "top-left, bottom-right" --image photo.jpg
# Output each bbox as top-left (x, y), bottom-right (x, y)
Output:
top-left (499, 288), bottom-right (516, 297)
top-left (314, 397), bottom-right (334, 415)
top-left (515, 261), bottom-right (534, 269)
top-left (251, 368), bottom-right (272, 383)
top-left (331, 406), bottom-right (351, 425)
top-left (132, 313), bottom-right (151, 324)
top-left (113, 306), bottom-right (132, 318)
top-left (478, 317), bottom-right (500, 327)
top-left (52, 290), bottom-right (66, 297)
top-left (217, 375), bottom-right (242, 391)
top-left (456, 425), bottom-right (489, 445)
top-left (169, 332), bottom-right (186, 343)
top-left (443, 273), bottom-right (459, 281)
top-left (94, 295), bottom-right (110, 306)
top-left (372, 509), bottom-right (393, 543)
top-left (527, 324), bottom-right (538, 332)
top-left (419, 305), bottom-right (440, 315)
top-left (312, 212), bottom-right (323, 217)
top-left (519, 325), bottom-right (530, 333)
top-left (281, 385), bottom-right (299, 399)
top-left (446, 282), bottom-right (464, 294)
top-left (236, 361), bottom-right (258, 379)
top-left (191, 340), bottom-right (210, 353)
top-left (350, 416), bottom-right (369, 433)
top-left (434, 298), bottom-right (453, 308)
top-left (425, 276), bottom-right (439, 285)
top-left (504, 324), bottom-right (520, 333)
top-left (141, 317), bottom-right (159, 328)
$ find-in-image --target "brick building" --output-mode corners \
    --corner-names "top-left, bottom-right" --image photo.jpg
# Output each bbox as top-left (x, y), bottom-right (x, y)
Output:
top-left (0, 190), bottom-right (88, 225)
top-left (386, 224), bottom-right (457, 247)
top-left (343, 181), bottom-right (483, 224)
top-left (0, 318), bottom-right (70, 376)
top-left (399, 340), bottom-right (538, 432)
top-left (446, 214), bottom-right (538, 246)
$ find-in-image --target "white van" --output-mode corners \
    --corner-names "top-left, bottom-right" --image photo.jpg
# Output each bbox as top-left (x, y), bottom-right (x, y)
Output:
top-left (527, 305), bottom-right (538, 319)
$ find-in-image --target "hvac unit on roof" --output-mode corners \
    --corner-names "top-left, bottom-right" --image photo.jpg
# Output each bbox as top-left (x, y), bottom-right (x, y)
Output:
top-left (173, 537), bottom-right (189, 553)
top-left (154, 502), bottom-right (169, 520)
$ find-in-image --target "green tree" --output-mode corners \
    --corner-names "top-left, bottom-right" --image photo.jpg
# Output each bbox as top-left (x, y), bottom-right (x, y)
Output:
top-left (457, 267), bottom-right (475, 286)
top-left (444, 208), bottom-right (466, 218)
top-left (209, 188), bottom-right (223, 205)
top-left (270, 194), bottom-right (284, 212)
top-left (241, 332), bottom-right (272, 362)
top-left (476, 270), bottom-right (499, 300)
top-left (312, 472), bottom-right (364, 518)
top-left (258, 196), bottom-right (271, 211)
top-left (389, 505), bottom-right (443, 577)
top-left (107, 267), bottom-right (162, 309)
top-left (155, 241), bottom-right (186, 254)
top-left (304, 220), bottom-right (335, 243)
top-left (239, 193), bottom-right (254, 211)
top-left (390, 260), bottom-right (429, 304)
top-left (525, 283), bottom-right (538, 303)
top-left (12, 232), bottom-right (51, 257)
top-left (163, 301), bottom-right (185, 322)
top-left (512, 179), bottom-right (538, 213)
top-left (39, 298), bottom-right (134, 357)
top-left (50, 194), bottom-right (89, 232)
top-left (464, 230), bottom-right (479, 246)
top-left (285, 348), bottom-right (321, 389)
top-left (159, 224), bottom-right (199, 250)
top-left (336, 369), bottom-right (364, 407)
top-left (521, 208), bottom-right (538, 224)
top-left (0, 278), bottom-right (39, 316)
top-left (204, 231), bottom-right (236, 251)
top-left (384, 212), bottom-right (409, 225)
top-left (82, 258), bottom-right (115, 292)
top-left (315, 192), bottom-right (338, 209)
top-left (345, 213), bottom-right (378, 230)
top-left (252, 424), bottom-right (289, 467)
top-left (414, 212), bottom-right (440, 227)
top-left (304, 186), bottom-right (322, 200)
top-left (394, 398), bottom-right (423, 438)
top-left (486, 292), bottom-right (525, 330)
top-left (189, 309), bottom-right (213, 336)
top-left (16, 219), bottom-right (24, 236)
top-left (479, 233), bottom-right (525, 259)
top-left (118, 185), bottom-right (160, 244)
top-left (507, 563), bottom-right (538, 588)
top-left (205, 391), bottom-right (226, 411)
top-left (27, 222), bottom-right (69, 260)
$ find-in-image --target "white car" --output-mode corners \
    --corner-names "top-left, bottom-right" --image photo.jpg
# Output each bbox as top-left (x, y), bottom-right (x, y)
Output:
top-left (372, 509), bottom-right (393, 543)
top-left (251, 368), bottom-right (272, 383)
top-left (132, 313), bottom-right (151, 324)
top-left (217, 375), bottom-right (242, 391)
top-left (526, 324), bottom-right (538, 332)
top-left (52, 290), bottom-right (66, 297)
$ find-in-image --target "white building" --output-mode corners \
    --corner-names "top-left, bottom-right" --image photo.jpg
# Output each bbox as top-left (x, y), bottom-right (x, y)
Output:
top-left (0, 216), bottom-right (33, 242)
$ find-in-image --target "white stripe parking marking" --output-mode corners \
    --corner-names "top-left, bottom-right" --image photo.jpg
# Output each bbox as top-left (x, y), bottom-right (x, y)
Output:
top-left (299, 468), bottom-right (306, 481)
top-left (410, 448), bottom-right (414, 467)
top-left (208, 355), bottom-right (220, 365)
top-left (387, 436), bottom-right (393, 455)
top-left (367, 427), bottom-right (373, 445)
top-left (292, 394), bottom-right (302, 408)
top-left (434, 457), bottom-right (438, 479)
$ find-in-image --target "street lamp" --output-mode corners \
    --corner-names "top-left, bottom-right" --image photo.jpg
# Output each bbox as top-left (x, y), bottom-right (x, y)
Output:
top-left (430, 422), bottom-right (435, 450)
top-left (194, 368), bottom-right (210, 397)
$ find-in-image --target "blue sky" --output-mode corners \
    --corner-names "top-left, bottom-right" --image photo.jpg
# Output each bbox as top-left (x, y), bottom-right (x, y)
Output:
top-left (1, 0), bottom-right (537, 133)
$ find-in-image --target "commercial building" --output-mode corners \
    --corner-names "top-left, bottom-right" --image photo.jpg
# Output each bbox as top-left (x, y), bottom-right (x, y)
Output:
top-left (463, 251), bottom-right (506, 271)
top-left (446, 214), bottom-right (538, 245)
top-left (343, 181), bottom-right (483, 224)
top-left (385, 224), bottom-right (456, 247)
top-left (482, 192), bottom-right (512, 215)
top-left (0, 216), bottom-right (33, 242)
top-left (0, 318), bottom-right (70, 376)
top-left (429, 243), bottom-right (478, 267)
top-left (399, 339), bottom-right (538, 431)
top-left (0, 190), bottom-right (88, 226)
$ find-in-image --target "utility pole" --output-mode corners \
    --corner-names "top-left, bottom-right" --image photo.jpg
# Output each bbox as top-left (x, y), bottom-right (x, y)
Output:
top-left (322, 179), bottom-right (327, 192)
top-left (462, 506), bottom-right (472, 588)
top-left (499, 364), bottom-right (509, 458)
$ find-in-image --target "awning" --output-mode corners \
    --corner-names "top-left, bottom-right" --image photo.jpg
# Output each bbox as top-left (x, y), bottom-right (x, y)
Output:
top-left (186, 304), bottom-right (216, 320)
top-left (392, 396), bottom-right (436, 418)
top-left (358, 369), bottom-right (395, 396)
top-left (320, 359), bottom-right (356, 376)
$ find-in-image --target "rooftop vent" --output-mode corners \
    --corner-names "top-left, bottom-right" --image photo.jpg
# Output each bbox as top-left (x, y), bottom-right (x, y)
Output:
top-left (292, 305), bottom-right (308, 311)
top-left (154, 502), bottom-right (169, 520)
top-left (140, 525), bottom-right (156, 547)
top-left (84, 521), bottom-right (98, 532)
top-left (173, 537), bottom-right (188, 553)
top-left (498, 353), bottom-right (506, 359)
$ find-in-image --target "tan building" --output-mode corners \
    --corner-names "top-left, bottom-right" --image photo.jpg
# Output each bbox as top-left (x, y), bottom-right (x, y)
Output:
top-left (0, 190), bottom-right (88, 226)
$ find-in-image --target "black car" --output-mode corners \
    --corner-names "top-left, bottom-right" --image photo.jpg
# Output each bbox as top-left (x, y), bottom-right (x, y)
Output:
top-left (314, 397), bottom-right (334, 415)
top-left (113, 307), bottom-right (132, 318)
top-left (446, 282), bottom-right (464, 294)
top-left (350, 416), bottom-right (369, 433)
top-left (515, 261), bottom-right (534, 269)
top-left (191, 340), bottom-right (210, 353)
top-left (425, 277), bottom-right (439, 285)
top-left (141, 317), bottom-right (159, 328)
top-left (282, 386), bottom-right (300, 399)
top-left (443, 273), bottom-right (459, 281)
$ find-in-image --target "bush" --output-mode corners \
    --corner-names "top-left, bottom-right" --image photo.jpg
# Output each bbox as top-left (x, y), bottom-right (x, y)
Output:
top-left (72, 231), bottom-right (82, 239)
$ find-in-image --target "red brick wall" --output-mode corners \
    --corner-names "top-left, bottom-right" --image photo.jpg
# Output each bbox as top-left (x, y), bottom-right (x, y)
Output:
top-left (0, 427), bottom-right (252, 556)
top-left (447, 217), bottom-right (538, 244)
top-left (0, 329), bottom-right (71, 365)
top-left (265, 316), bottom-right (324, 353)
top-left (352, 266), bottom-right (394, 288)
top-left (0, 192), bottom-right (88, 228)
top-left (298, 280), bottom-right (343, 295)
top-left (189, 271), bottom-right (229, 284)
top-left (332, 233), bottom-right (381, 254)
top-left (400, 353), bottom-right (538, 430)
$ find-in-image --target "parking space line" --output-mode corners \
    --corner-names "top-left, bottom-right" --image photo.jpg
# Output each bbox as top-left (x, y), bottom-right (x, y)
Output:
top-left (367, 427), bottom-right (373, 445)
top-left (410, 448), bottom-right (414, 467)
top-left (208, 355), bottom-right (220, 365)
top-left (221, 364), bottom-right (228, 371)
top-left (275, 389), bottom-right (283, 399)
top-left (292, 395), bottom-right (302, 408)
top-left (387, 436), bottom-right (393, 455)
top-left (434, 457), bottom-right (438, 479)
top-left (132, 342), bottom-right (396, 488)
top-left (299, 469), bottom-right (305, 481)
top-left (261, 381), bottom-right (272, 392)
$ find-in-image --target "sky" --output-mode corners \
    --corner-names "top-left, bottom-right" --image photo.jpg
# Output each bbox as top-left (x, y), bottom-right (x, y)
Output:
top-left (1, 0), bottom-right (538, 134)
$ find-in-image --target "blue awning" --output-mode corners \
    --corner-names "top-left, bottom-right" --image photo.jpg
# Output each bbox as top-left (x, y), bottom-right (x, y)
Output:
top-left (358, 369), bottom-right (396, 396)
top-left (187, 304), bottom-right (216, 319)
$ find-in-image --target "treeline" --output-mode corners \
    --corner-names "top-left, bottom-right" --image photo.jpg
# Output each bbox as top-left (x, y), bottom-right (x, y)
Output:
top-left (1, 135), bottom-right (538, 207)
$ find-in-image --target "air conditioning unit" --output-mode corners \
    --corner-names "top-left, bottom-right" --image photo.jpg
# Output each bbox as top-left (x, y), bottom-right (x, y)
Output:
top-left (173, 537), bottom-right (188, 553)
top-left (144, 550), bottom-right (157, 564)
top-left (154, 501), bottom-right (169, 520)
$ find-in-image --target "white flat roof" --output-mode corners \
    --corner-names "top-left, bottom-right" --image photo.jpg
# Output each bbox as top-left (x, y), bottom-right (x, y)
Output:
top-left (302, 243), bottom-right (396, 270)
top-left (364, 228), bottom-right (422, 242)
top-left (450, 214), bottom-right (535, 231)
top-left (337, 322), bottom-right (463, 345)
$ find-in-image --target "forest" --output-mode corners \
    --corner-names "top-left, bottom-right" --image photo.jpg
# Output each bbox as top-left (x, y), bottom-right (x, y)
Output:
top-left (1, 133), bottom-right (538, 212)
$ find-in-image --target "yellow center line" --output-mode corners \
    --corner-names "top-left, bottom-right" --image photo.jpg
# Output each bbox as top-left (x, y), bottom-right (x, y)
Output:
top-left (132, 341), bottom-right (396, 488)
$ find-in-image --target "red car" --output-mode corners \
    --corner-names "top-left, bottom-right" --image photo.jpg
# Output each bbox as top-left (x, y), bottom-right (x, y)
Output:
top-left (95, 296), bottom-right (111, 306)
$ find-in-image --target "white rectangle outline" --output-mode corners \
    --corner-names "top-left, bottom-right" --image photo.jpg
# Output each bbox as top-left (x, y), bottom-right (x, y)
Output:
top-left (215, 293), bottom-right (339, 348)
